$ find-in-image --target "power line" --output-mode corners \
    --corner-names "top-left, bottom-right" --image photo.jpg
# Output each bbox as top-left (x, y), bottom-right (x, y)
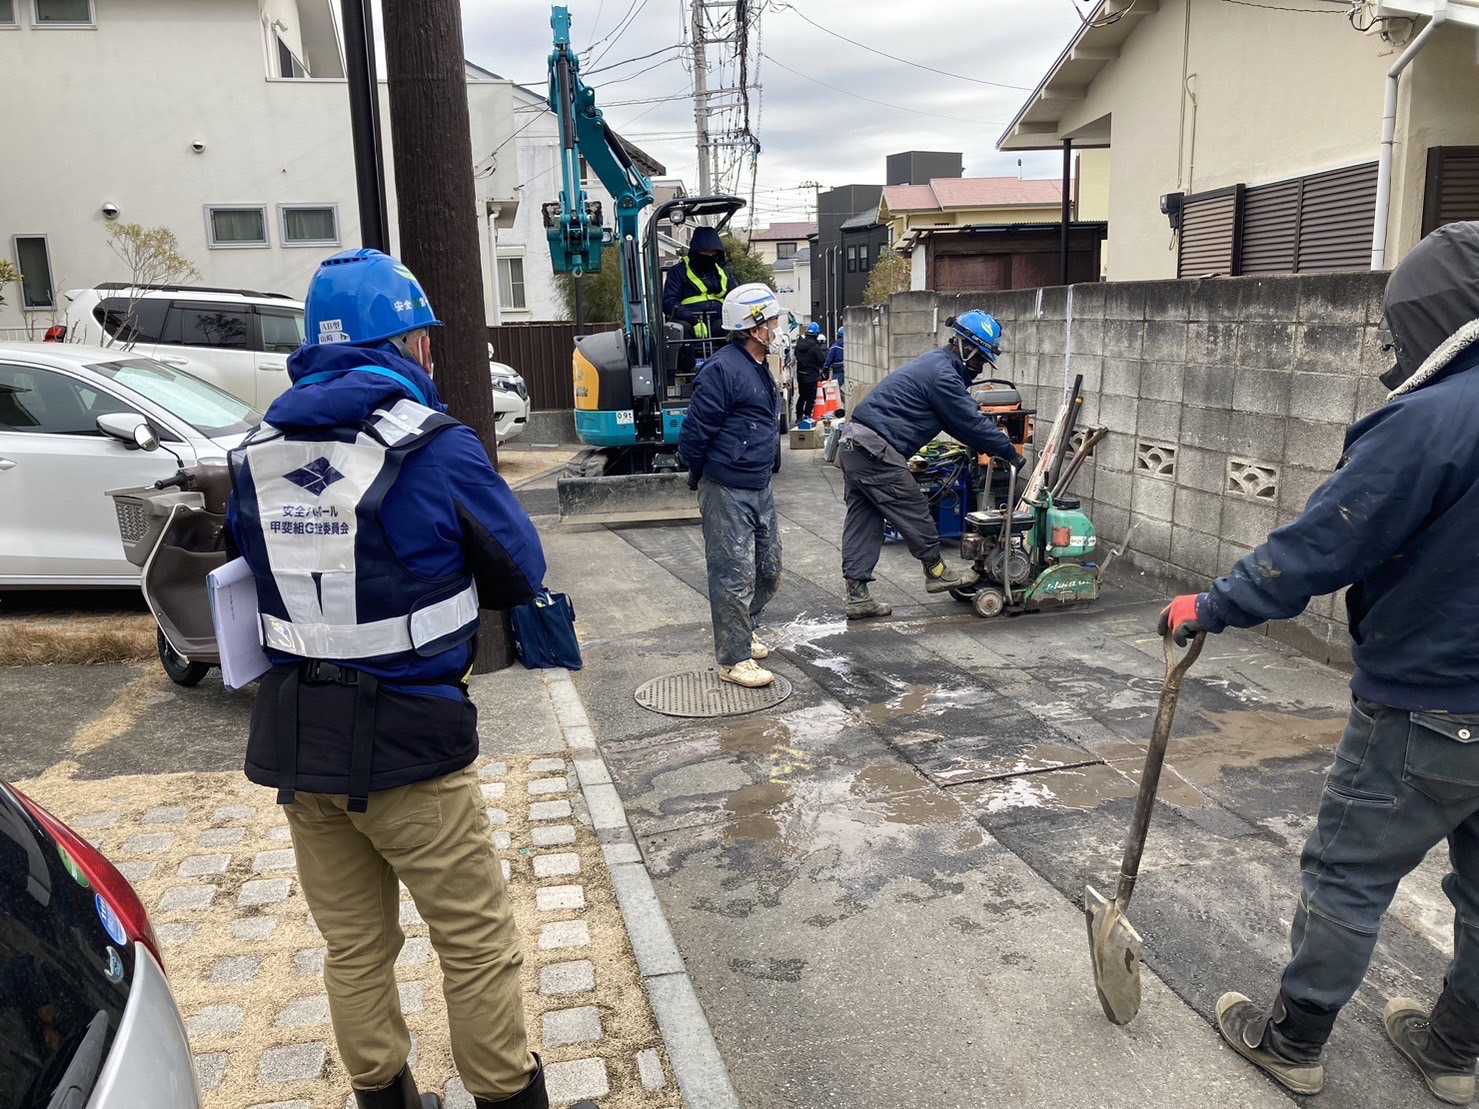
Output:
top-left (1216, 0), bottom-right (1349, 9)
top-left (761, 51), bottom-right (1008, 126)
top-left (586, 42), bottom-right (686, 75)
top-left (771, 1), bottom-right (1035, 92)
top-left (590, 0), bottom-right (657, 69)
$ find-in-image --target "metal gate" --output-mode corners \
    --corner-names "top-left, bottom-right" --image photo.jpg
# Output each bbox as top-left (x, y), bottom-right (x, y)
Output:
top-left (487, 321), bottom-right (620, 412)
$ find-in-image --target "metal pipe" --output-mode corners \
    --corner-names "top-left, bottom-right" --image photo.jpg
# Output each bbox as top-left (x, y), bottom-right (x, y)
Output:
top-left (1372, 5), bottom-right (1449, 270)
top-left (340, 0), bottom-right (390, 251)
top-left (1060, 138), bottom-right (1072, 285)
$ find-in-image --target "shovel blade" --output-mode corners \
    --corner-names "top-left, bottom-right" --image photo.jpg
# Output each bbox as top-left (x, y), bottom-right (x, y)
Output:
top-left (1085, 884), bottom-right (1145, 1026)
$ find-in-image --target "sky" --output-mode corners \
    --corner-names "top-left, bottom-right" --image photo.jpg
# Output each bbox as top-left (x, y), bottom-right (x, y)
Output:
top-left (452, 0), bottom-right (1088, 229)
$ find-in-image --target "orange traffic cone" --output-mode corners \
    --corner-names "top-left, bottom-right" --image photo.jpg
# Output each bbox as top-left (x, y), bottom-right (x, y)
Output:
top-left (812, 379), bottom-right (842, 421)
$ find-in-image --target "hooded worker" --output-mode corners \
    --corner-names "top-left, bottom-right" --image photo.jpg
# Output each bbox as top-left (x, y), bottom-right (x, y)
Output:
top-left (1161, 221), bottom-right (1479, 1104)
top-left (662, 225), bottom-right (732, 342)
top-left (838, 310), bottom-right (1024, 619)
top-left (228, 249), bottom-right (593, 1109)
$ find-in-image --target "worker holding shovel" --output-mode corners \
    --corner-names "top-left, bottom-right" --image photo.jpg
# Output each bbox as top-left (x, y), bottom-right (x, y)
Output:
top-left (1161, 222), bottom-right (1479, 1104)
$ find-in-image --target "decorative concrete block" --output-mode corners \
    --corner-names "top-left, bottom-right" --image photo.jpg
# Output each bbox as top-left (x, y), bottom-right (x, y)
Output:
top-left (71, 811), bottom-right (120, 829)
top-left (399, 981), bottom-right (425, 1015)
top-left (294, 949), bottom-right (326, 977)
top-left (539, 960), bottom-right (596, 996)
top-left (233, 916), bottom-right (279, 941)
top-left (1092, 470), bottom-right (1132, 512)
top-left (533, 852), bottom-right (581, 879)
top-left (1172, 486), bottom-right (1223, 528)
top-left (492, 830), bottom-right (512, 850)
top-left (1130, 476), bottom-right (1175, 522)
top-left (485, 808), bottom-right (509, 826)
top-left (1171, 445), bottom-right (1227, 494)
top-left (160, 885), bottom-right (217, 912)
top-left (528, 776), bottom-right (568, 796)
top-left (1289, 371), bottom-right (1358, 425)
top-left (479, 762), bottom-right (508, 778)
top-left (636, 1048), bottom-right (667, 1090)
top-left (1232, 367), bottom-right (1292, 416)
top-left (212, 804), bottom-right (257, 822)
top-left (253, 849), bottom-right (297, 873)
top-left (1136, 398), bottom-right (1182, 442)
top-left (186, 1004), bottom-right (244, 1037)
top-left (259, 1042), bottom-right (327, 1085)
top-left (178, 853), bottom-right (231, 878)
top-left (143, 805), bottom-right (190, 825)
top-left (276, 995), bottom-right (331, 1029)
top-left (529, 800), bottom-right (573, 822)
top-left (400, 900), bottom-right (424, 928)
top-left (116, 861), bottom-right (157, 882)
top-left (542, 1005), bottom-right (603, 1046)
top-left (480, 782), bottom-right (506, 800)
top-left (200, 827), bottom-right (245, 849)
top-left (543, 1059), bottom-right (609, 1103)
top-left (208, 955), bottom-right (262, 985)
top-left (1129, 515), bottom-right (1173, 561)
top-left (156, 923), bottom-right (199, 946)
top-left (540, 919), bottom-right (591, 950)
top-left (530, 758), bottom-right (566, 774)
top-left (396, 938), bottom-right (432, 966)
top-left (238, 878), bottom-right (292, 907)
top-left (532, 824), bottom-right (576, 847)
top-left (123, 832), bottom-right (175, 855)
top-left (1097, 393), bottom-right (1137, 435)
top-left (1170, 526), bottom-right (1223, 579)
top-left (1221, 498), bottom-right (1280, 548)
top-left (537, 885), bottom-right (587, 912)
top-left (269, 825), bottom-right (293, 842)
top-left (193, 1053), bottom-right (228, 1093)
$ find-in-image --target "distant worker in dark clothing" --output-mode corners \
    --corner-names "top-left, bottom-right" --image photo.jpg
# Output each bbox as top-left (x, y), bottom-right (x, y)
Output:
top-left (839, 311), bottom-right (1023, 619)
top-left (795, 321), bottom-right (828, 425)
top-left (1162, 221), bottom-right (1479, 1105)
top-left (824, 326), bottom-right (845, 391)
top-left (663, 226), bottom-right (732, 345)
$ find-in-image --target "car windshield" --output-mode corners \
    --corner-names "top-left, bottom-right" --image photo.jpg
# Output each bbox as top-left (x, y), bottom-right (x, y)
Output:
top-left (87, 358), bottom-right (260, 438)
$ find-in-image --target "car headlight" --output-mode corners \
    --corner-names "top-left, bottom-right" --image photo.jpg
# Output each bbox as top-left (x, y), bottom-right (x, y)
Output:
top-left (492, 376), bottom-right (528, 402)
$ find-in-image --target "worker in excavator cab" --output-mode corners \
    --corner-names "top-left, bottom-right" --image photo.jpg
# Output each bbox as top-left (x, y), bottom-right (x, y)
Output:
top-left (663, 225), bottom-right (732, 361)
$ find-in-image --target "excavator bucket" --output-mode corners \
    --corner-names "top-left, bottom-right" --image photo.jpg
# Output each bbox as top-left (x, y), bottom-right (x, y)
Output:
top-left (555, 472), bottom-right (701, 526)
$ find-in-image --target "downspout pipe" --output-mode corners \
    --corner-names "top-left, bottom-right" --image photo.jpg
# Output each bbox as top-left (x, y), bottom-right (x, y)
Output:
top-left (1372, 4), bottom-right (1448, 270)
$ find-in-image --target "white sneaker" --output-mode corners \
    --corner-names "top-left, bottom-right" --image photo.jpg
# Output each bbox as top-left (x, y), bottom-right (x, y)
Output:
top-left (751, 633), bottom-right (769, 660)
top-left (720, 659), bottom-right (774, 688)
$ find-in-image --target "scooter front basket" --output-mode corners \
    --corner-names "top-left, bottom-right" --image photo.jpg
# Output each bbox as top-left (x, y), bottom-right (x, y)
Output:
top-left (105, 485), bottom-right (203, 568)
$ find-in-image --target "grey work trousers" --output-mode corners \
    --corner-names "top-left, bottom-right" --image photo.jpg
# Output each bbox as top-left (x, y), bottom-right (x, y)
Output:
top-left (839, 434), bottom-right (940, 583)
top-left (698, 478), bottom-right (781, 666)
top-left (1281, 696), bottom-right (1479, 1014)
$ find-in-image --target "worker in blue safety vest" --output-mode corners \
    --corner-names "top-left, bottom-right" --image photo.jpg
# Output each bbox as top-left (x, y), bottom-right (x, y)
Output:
top-left (228, 248), bottom-right (596, 1109)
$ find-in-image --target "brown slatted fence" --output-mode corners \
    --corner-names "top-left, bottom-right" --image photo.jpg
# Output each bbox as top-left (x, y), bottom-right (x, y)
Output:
top-left (1177, 186), bottom-right (1244, 278)
top-left (1424, 147), bottom-right (1479, 236)
top-left (487, 321), bottom-right (621, 411)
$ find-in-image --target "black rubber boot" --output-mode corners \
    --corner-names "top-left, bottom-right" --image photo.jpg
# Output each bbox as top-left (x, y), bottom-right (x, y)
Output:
top-left (1386, 984), bottom-right (1479, 1104)
top-left (1216, 988), bottom-right (1338, 1096)
top-left (922, 559), bottom-right (968, 593)
top-left (353, 1064), bottom-right (442, 1109)
top-left (472, 1055), bottom-right (598, 1109)
top-left (845, 579), bottom-right (892, 619)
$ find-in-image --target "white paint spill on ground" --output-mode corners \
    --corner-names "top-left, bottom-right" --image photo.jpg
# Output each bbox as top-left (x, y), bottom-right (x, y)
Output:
top-left (983, 777), bottom-right (1056, 814)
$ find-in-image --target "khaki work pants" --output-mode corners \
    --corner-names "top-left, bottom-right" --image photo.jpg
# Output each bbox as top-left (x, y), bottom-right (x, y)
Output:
top-left (285, 765), bottom-right (537, 1098)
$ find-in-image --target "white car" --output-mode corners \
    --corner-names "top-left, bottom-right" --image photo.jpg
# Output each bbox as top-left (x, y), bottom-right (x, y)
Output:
top-left (489, 345), bottom-right (530, 444)
top-left (59, 284), bottom-right (304, 411)
top-left (0, 342), bottom-right (259, 586)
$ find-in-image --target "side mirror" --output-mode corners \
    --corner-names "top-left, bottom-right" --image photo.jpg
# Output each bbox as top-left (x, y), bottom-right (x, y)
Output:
top-left (97, 412), bottom-right (159, 452)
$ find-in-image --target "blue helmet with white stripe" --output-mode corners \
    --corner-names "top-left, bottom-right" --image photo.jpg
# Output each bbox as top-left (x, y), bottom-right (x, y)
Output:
top-left (949, 310), bottom-right (1002, 365)
top-left (305, 248), bottom-right (443, 347)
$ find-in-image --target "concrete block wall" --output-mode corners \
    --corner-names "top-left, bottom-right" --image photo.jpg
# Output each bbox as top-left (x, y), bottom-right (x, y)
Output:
top-left (846, 272), bottom-right (1392, 664)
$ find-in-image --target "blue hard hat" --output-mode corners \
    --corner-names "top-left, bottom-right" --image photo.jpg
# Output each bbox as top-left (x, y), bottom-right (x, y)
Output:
top-left (949, 310), bottom-right (1002, 364)
top-left (836, 326), bottom-right (844, 338)
top-left (806, 321), bottom-right (820, 336)
top-left (304, 248), bottom-right (442, 346)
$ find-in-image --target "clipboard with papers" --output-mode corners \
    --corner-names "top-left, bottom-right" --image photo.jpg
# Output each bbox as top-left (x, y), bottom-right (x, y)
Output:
top-left (207, 557), bottom-right (272, 691)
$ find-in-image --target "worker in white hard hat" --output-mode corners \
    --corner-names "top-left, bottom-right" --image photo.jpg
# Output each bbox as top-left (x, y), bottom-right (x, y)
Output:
top-left (677, 282), bottom-right (787, 688)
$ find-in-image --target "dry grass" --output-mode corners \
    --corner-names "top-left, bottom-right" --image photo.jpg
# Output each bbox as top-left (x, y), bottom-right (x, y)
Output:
top-left (0, 614), bottom-right (157, 666)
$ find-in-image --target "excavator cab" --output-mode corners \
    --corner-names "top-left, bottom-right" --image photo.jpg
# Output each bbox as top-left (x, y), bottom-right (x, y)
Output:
top-left (651, 195), bottom-right (746, 401)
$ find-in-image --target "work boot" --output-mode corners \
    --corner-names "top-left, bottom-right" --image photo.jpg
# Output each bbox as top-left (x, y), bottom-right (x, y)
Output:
top-left (472, 1055), bottom-right (598, 1109)
top-left (845, 579), bottom-right (892, 619)
top-left (1386, 985), bottom-right (1479, 1104)
top-left (922, 558), bottom-right (969, 594)
top-left (1216, 989), bottom-right (1338, 1096)
top-left (354, 1064), bottom-right (441, 1109)
top-left (751, 632), bottom-right (769, 660)
top-left (719, 659), bottom-right (774, 688)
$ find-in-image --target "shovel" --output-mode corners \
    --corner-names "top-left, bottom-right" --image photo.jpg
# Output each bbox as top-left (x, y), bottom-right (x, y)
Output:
top-left (1084, 629), bottom-right (1205, 1025)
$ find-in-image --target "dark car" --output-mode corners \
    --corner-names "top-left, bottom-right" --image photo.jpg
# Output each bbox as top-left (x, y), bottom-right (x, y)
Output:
top-left (1, 782), bottom-right (203, 1108)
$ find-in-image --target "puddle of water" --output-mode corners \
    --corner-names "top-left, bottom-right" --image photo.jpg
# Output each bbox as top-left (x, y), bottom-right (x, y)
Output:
top-left (768, 614), bottom-right (848, 652)
top-left (722, 781), bottom-right (793, 844)
top-left (719, 718), bottom-right (791, 755)
top-left (1168, 710), bottom-right (1346, 788)
top-left (860, 684), bottom-right (989, 726)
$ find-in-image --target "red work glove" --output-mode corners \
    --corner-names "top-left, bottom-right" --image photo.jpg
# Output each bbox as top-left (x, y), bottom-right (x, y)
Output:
top-left (1157, 594), bottom-right (1207, 647)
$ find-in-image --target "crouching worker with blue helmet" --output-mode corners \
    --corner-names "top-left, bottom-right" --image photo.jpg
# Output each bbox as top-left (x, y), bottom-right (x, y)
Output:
top-left (839, 310), bottom-right (1025, 619)
top-left (228, 250), bottom-right (594, 1109)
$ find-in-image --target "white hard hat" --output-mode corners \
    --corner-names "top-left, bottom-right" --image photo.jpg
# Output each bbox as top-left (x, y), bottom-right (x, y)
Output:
top-left (721, 282), bottom-right (784, 332)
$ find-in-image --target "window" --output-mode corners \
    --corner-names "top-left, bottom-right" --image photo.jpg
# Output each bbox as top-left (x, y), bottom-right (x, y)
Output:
top-left (0, 364), bottom-right (134, 435)
top-left (206, 206), bottom-right (268, 248)
top-left (12, 236), bottom-right (54, 309)
top-left (162, 304), bottom-right (251, 350)
top-left (846, 245), bottom-right (857, 273)
top-left (90, 357), bottom-right (259, 437)
top-left (257, 309), bottom-right (305, 354)
top-left (277, 35), bottom-right (307, 78)
top-left (859, 244), bottom-right (870, 271)
top-left (0, 2), bottom-right (16, 27)
top-left (776, 241), bottom-right (796, 260)
top-left (498, 257), bottom-right (527, 310)
top-left (280, 205), bottom-right (339, 246)
top-left (93, 297), bottom-right (170, 345)
top-left (32, 0), bottom-right (93, 25)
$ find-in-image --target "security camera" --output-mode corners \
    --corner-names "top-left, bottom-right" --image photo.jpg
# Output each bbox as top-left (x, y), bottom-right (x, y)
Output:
top-left (191, 140), bottom-right (206, 153)
top-left (101, 203), bottom-right (120, 220)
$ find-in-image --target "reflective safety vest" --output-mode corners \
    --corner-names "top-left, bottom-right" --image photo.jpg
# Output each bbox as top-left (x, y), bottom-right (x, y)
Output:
top-left (679, 258), bottom-right (729, 310)
top-left (230, 398), bottom-right (480, 666)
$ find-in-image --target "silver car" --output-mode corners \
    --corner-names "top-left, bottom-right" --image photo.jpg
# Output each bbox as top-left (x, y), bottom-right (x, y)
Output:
top-left (0, 782), bottom-right (202, 1107)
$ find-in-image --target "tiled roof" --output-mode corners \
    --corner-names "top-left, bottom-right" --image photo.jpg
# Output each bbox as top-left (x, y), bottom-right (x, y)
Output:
top-left (751, 221), bottom-right (818, 240)
top-left (839, 205), bottom-right (882, 230)
top-left (882, 177), bottom-right (1062, 214)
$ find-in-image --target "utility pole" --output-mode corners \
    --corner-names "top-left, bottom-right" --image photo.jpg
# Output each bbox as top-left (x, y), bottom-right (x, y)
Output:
top-left (339, 0), bottom-right (390, 250)
top-left (382, 0), bottom-right (512, 670)
top-left (690, 2), bottom-right (712, 195)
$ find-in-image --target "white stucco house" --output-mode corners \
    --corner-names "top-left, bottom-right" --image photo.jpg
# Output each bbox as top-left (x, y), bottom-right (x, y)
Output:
top-left (0, 0), bottom-right (535, 333)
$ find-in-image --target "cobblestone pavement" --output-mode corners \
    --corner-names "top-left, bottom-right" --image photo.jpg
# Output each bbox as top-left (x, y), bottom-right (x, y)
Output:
top-left (16, 747), bottom-right (682, 1109)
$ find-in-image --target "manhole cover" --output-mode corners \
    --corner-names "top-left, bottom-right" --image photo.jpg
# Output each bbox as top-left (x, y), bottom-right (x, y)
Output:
top-left (634, 670), bottom-right (793, 718)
